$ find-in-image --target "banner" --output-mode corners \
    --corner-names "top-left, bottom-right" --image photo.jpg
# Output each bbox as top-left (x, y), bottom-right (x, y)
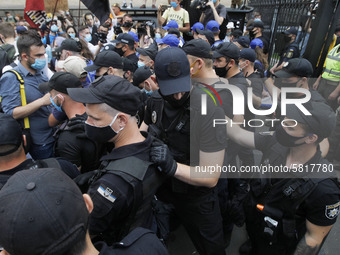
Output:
top-left (24, 0), bottom-right (47, 30)
top-left (44, 0), bottom-right (69, 14)
top-left (80, 0), bottom-right (110, 25)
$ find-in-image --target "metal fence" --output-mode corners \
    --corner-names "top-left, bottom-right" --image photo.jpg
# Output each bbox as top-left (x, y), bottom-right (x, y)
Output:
top-left (248, 0), bottom-right (319, 67)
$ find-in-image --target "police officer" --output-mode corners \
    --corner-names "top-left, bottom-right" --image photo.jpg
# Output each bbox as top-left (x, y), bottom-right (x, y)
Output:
top-left (226, 100), bottom-right (340, 255)
top-left (133, 66), bottom-right (158, 96)
top-left (144, 47), bottom-right (227, 255)
top-left (0, 113), bottom-right (80, 188)
top-left (67, 75), bottom-right (166, 244)
top-left (278, 27), bottom-right (300, 66)
top-left (84, 50), bottom-right (125, 79)
top-left (313, 43), bottom-right (340, 111)
top-left (39, 72), bottom-right (102, 173)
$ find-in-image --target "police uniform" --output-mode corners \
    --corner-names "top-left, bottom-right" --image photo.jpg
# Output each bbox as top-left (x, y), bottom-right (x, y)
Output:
top-left (146, 47), bottom-right (227, 255)
top-left (87, 132), bottom-right (166, 243)
top-left (244, 102), bottom-right (340, 255)
top-left (279, 28), bottom-right (300, 65)
top-left (67, 76), bottom-right (167, 244)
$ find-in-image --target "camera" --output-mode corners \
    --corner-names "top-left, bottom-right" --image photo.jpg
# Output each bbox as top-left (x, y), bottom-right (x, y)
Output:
top-left (52, 48), bottom-right (61, 60)
top-left (190, 0), bottom-right (209, 11)
top-left (114, 24), bottom-right (123, 35)
top-left (95, 32), bottom-right (107, 44)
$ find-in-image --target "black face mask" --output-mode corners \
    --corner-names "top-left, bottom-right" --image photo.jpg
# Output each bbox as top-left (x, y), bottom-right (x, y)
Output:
top-left (274, 78), bottom-right (302, 89)
top-left (284, 35), bottom-right (291, 43)
top-left (94, 71), bottom-right (109, 80)
top-left (162, 92), bottom-right (190, 109)
top-left (275, 124), bottom-right (308, 147)
top-left (85, 114), bottom-right (123, 143)
top-left (122, 21), bottom-right (133, 28)
top-left (249, 30), bottom-right (256, 40)
top-left (114, 46), bottom-right (125, 57)
top-left (214, 62), bottom-right (230, 78)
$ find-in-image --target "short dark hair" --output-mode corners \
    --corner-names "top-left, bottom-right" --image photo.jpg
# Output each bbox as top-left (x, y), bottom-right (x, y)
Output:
top-left (84, 12), bottom-right (93, 20)
top-left (78, 25), bottom-right (89, 33)
top-left (0, 22), bottom-right (15, 38)
top-left (17, 30), bottom-right (43, 56)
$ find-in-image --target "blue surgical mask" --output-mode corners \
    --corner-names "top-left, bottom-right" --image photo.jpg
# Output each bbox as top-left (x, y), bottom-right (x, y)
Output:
top-left (211, 0), bottom-right (216, 3)
top-left (51, 24), bottom-right (59, 32)
top-left (68, 33), bottom-right (76, 38)
top-left (85, 34), bottom-right (92, 42)
top-left (31, 58), bottom-right (46, 70)
top-left (170, 1), bottom-right (178, 8)
top-left (50, 95), bottom-right (63, 112)
top-left (142, 88), bottom-right (153, 96)
top-left (155, 33), bottom-right (162, 40)
top-left (138, 61), bottom-right (145, 68)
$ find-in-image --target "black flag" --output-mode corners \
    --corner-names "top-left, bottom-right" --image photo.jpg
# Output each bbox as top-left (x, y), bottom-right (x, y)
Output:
top-left (81, 0), bottom-right (110, 25)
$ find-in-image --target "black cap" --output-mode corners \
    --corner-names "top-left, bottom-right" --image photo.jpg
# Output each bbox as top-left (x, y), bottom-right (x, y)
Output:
top-left (154, 47), bottom-right (191, 96)
top-left (68, 75), bottom-right (142, 116)
top-left (133, 66), bottom-right (153, 86)
top-left (275, 58), bottom-right (313, 78)
top-left (84, 51), bottom-right (123, 72)
top-left (283, 27), bottom-right (298, 35)
top-left (286, 101), bottom-right (336, 139)
top-left (236, 36), bottom-right (250, 48)
top-left (39, 72), bottom-right (82, 94)
top-left (196, 29), bottom-right (215, 46)
top-left (0, 168), bottom-right (88, 255)
top-left (213, 42), bottom-right (240, 60)
top-left (239, 48), bottom-right (256, 62)
top-left (102, 44), bottom-right (116, 51)
top-left (0, 113), bottom-right (22, 156)
top-left (122, 57), bottom-right (138, 72)
top-left (56, 39), bottom-right (82, 52)
top-left (112, 33), bottom-right (135, 46)
top-left (253, 20), bottom-right (264, 29)
top-left (182, 39), bottom-right (213, 59)
top-left (232, 29), bottom-right (243, 38)
top-left (137, 44), bottom-right (158, 61)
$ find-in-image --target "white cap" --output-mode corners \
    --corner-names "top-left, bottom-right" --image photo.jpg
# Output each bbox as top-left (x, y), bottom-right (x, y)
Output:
top-left (227, 22), bottom-right (235, 29)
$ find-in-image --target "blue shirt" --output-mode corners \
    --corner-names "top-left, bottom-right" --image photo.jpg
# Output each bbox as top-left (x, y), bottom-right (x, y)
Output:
top-left (0, 62), bottom-right (54, 146)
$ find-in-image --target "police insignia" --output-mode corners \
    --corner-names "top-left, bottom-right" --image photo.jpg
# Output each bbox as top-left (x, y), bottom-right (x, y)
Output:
top-left (287, 51), bottom-right (293, 58)
top-left (97, 184), bottom-right (116, 203)
top-left (152, 110), bottom-right (157, 124)
top-left (283, 62), bottom-right (289, 67)
top-left (325, 201), bottom-right (340, 220)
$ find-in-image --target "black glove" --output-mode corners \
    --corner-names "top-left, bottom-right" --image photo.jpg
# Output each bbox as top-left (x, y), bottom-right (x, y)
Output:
top-left (228, 182), bottom-right (249, 227)
top-left (150, 139), bottom-right (177, 177)
top-left (67, 114), bottom-right (86, 131)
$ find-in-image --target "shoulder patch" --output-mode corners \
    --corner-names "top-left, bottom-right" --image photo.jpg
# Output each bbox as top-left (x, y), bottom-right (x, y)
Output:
top-left (325, 201), bottom-right (340, 220)
top-left (287, 51), bottom-right (293, 58)
top-left (97, 183), bottom-right (117, 204)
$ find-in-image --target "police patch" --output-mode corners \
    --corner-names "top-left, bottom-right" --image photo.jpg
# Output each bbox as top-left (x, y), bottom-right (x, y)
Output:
top-left (287, 51), bottom-right (293, 58)
top-left (97, 184), bottom-right (117, 203)
top-left (325, 201), bottom-right (340, 220)
top-left (151, 110), bottom-right (157, 124)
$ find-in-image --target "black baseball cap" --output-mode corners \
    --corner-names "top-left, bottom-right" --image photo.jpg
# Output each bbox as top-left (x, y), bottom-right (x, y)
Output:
top-left (154, 47), bottom-right (191, 96)
top-left (283, 27), bottom-right (298, 35)
top-left (182, 39), bottom-right (213, 59)
top-left (275, 58), bottom-right (313, 78)
top-left (112, 33), bottom-right (135, 46)
top-left (253, 20), bottom-right (264, 29)
top-left (236, 36), bottom-right (250, 48)
top-left (133, 66), bottom-right (154, 86)
top-left (0, 168), bottom-right (88, 255)
top-left (0, 113), bottom-right (22, 156)
top-left (68, 75), bottom-right (143, 116)
top-left (196, 29), bottom-right (215, 46)
top-left (286, 101), bottom-right (336, 139)
top-left (239, 48), bottom-right (256, 62)
top-left (137, 44), bottom-right (158, 61)
top-left (122, 57), bottom-right (138, 72)
top-left (213, 42), bottom-right (240, 60)
top-left (56, 39), bottom-right (82, 52)
top-left (84, 51), bottom-right (123, 72)
top-left (39, 72), bottom-right (82, 94)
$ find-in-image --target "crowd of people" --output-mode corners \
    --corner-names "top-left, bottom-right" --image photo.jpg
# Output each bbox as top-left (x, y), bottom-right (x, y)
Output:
top-left (0, 0), bottom-right (340, 254)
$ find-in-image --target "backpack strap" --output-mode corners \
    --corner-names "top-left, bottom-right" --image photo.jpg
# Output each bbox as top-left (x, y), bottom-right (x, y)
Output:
top-left (7, 70), bottom-right (30, 129)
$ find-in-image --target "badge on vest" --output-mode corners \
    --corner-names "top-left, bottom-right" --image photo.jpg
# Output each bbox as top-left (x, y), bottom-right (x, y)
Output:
top-left (97, 184), bottom-right (117, 203)
top-left (152, 110), bottom-right (157, 124)
top-left (325, 201), bottom-right (340, 220)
